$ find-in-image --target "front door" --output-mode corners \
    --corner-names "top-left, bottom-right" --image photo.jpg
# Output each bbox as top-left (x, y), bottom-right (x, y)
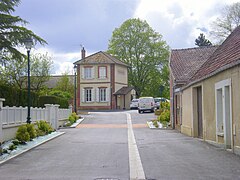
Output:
top-left (197, 87), bottom-right (203, 138)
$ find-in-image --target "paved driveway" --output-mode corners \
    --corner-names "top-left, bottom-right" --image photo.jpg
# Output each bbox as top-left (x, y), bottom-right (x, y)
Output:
top-left (0, 110), bottom-right (240, 180)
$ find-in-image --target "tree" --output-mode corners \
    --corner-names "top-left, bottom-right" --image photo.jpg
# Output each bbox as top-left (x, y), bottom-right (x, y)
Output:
top-left (0, 55), bottom-right (27, 89)
top-left (108, 18), bottom-right (169, 97)
top-left (55, 72), bottom-right (74, 97)
top-left (195, 33), bottom-right (212, 47)
top-left (0, 0), bottom-right (47, 61)
top-left (0, 52), bottom-right (53, 92)
top-left (210, 2), bottom-right (240, 42)
top-left (30, 53), bottom-right (53, 92)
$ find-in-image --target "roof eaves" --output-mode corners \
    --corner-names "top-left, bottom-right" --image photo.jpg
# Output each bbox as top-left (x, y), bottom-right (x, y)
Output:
top-left (182, 59), bottom-right (240, 91)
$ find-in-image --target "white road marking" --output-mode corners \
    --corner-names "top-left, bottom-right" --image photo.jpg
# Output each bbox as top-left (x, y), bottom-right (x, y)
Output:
top-left (126, 113), bottom-right (146, 180)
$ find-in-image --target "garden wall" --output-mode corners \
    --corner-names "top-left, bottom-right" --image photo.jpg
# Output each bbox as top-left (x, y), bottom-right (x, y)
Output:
top-left (0, 98), bottom-right (72, 143)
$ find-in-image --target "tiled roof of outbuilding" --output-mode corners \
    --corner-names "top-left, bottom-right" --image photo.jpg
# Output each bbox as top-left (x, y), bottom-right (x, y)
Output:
top-left (113, 86), bottom-right (134, 95)
top-left (190, 26), bottom-right (240, 82)
top-left (170, 46), bottom-right (218, 84)
top-left (74, 51), bottom-right (130, 67)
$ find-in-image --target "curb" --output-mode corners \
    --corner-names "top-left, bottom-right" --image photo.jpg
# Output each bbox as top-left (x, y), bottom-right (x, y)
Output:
top-left (0, 131), bottom-right (65, 165)
top-left (70, 118), bottom-right (85, 128)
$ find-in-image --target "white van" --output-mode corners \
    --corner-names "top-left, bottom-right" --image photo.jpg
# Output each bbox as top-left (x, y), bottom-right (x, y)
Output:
top-left (138, 97), bottom-right (155, 113)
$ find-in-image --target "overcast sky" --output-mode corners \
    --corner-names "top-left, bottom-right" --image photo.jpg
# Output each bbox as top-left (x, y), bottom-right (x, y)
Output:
top-left (14, 0), bottom-right (238, 75)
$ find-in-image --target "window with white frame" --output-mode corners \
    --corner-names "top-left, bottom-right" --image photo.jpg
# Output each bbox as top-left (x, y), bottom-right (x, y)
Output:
top-left (84, 67), bottom-right (93, 79)
top-left (85, 88), bottom-right (92, 102)
top-left (99, 66), bottom-right (107, 79)
top-left (99, 88), bottom-right (107, 102)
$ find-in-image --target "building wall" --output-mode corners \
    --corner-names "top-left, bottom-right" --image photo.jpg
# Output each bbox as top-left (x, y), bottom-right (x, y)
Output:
top-left (77, 63), bottom-right (129, 110)
top-left (181, 87), bottom-right (193, 136)
top-left (202, 66), bottom-right (240, 149)
top-left (115, 64), bottom-right (128, 85)
top-left (181, 65), bottom-right (240, 154)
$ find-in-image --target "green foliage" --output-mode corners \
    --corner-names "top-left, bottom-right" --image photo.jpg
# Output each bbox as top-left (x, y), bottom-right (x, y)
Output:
top-left (36, 120), bottom-right (54, 136)
top-left (54, 73), bottom-right (74, 97)
top-left (158, 109), bottom-right (170, 123)
top-left (195, 33), bottom-right (212, 47)
top-left (154, 109), bottom-right (162, 116)
top-left (160, 101), bottom-right (170, 111)
top-left (0, 0), bottom-right (47, 61)
top-left (16, 125), bottom-right (30, 143)
top-left (12, 139), bottom-right (20, 145)
top-left (38, 95), bottom-right (69, 108)
top-left (152, 120), bottom-right (159, 128)
top-left (26, 123), bottom-right (37, 139)
top-left (108, 18), bottom-right (169, 97)
top-left (8, 144), bottom-right (17, 151)
top-left (30, 53), bottom-right (53, 92)
top-left (48, 90), bottom-right (72, 100)
top-left (66, 112), bottom-right (79, 126)
top-left (0, 83), bottom-right (39, 107)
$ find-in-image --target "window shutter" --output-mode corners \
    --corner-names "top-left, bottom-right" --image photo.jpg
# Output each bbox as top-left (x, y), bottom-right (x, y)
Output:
top-left (91, 88), bottom-right (95, 102)
top-left (96, 88), bottom-right (99, 102)
top-left (81, 88), bottom-right (85, 102)
top-left (106, 88), bottom-right (110, 102)
top-left (81, 67), bottom-right (84, 79)
top-left (91, 67), bottom-right (95, 79)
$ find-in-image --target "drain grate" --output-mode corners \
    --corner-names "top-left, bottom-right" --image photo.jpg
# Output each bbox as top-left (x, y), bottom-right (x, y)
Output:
top-left (94, 179), bottom-right (120, 180)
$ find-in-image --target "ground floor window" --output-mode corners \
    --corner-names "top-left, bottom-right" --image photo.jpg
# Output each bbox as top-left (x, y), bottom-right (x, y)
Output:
top-left (99, 88), bottom-right (106, 102)
top-left (85, 88), bottom-right (92, 102)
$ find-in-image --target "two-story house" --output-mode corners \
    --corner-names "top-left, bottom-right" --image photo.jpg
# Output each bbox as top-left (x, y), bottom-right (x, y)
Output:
top-left (74, 48), bottom-right (135, 110)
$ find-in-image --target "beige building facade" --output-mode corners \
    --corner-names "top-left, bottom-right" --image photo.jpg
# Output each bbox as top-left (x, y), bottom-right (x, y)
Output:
top-left (170, 26), bottom-right (240, 155)
top-left (74, 48), bottom-right (135, 110)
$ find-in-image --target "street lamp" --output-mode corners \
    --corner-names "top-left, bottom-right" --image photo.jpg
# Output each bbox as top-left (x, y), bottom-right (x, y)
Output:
top-left (74, 64), bottom-right (77, 114)
top-left (24, 38), bottom-right (34, 124)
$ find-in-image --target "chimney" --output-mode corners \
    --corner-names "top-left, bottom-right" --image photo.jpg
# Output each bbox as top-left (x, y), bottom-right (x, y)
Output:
top-left (81, 47), bottom-right (86, 59)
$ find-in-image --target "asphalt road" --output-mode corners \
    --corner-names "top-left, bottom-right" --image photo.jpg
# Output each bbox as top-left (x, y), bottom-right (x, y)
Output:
top-left (0, 110), bottom-right (240, 180)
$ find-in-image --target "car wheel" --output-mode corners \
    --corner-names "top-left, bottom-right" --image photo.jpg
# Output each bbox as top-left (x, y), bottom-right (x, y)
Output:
top-left (138, 110), bottom-right (141, 113)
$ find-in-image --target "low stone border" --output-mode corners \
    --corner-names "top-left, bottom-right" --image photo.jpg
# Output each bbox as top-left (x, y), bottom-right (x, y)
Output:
top-left (0, 131), bottom-right (65, 165)
top-left (70, 118), bottom-right (85, 128)
top-left (147, 121), bottom-right (171, 129)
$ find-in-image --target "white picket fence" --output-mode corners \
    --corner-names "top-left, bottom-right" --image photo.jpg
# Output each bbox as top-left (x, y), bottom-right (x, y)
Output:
top-left (0, 98), bottom-right (72, 142)
top-left (1, 106), bottom-right (71, 126)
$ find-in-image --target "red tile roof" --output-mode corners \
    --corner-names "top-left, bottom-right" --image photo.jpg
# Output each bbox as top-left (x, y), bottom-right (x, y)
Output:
top-left (190, 26), bottom-right (240, 82)
top-left (170, 46), bottom-right (217, 84)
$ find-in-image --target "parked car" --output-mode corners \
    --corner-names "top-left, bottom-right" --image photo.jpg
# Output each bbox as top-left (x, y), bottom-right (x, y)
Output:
top-left (154, 97), bottom-right (169, 109)
top-left (130, 99), bottom-right (139, 109)
top-left (138, 97), bottom-right (155, 113)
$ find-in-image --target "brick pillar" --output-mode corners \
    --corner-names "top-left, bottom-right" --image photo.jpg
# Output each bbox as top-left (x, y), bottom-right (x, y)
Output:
top-left (110, 64), bottom-right (116, 109)
top-left (0, 98), bottom-right (5, 143)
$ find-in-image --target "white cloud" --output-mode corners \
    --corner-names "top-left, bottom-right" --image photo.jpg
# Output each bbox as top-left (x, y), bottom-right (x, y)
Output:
top-left (134, 0), bottom-right (240, 48)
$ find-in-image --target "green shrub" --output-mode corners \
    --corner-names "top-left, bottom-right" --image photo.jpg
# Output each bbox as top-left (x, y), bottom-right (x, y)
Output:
top-left (158, 109), bottom-right (170, 123)
top-left (8, 144), bottom-right (17, 151)
top-left (71, 112), bottom-right (78, 120)
top-left (36, 120), bottom-right (54, 135)
top-left (0, 84), bottom-right (39, 107)
top-left (154, 109), bottom-right (162, 116)
top-left (68, 115), bottom-right (76, 124)
top-left (16, 125), bottom-right (30, 143)
top-left (152, 120), bottom-right (159, 128)
top-left (160, 102), bottom-right (170, 111)
top-left (38, 95), bottom-right (69, 108)
top-left (12, 139), bottom-right (20, 145)
top-left (26, 124), bottom-right (37, 139)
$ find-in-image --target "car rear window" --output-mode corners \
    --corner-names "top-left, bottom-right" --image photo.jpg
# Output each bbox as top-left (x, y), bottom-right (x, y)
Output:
top-left (139, 98), bottom-right (153, 103)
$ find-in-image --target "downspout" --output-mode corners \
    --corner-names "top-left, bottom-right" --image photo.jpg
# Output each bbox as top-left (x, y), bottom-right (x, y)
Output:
top-left (123, 95), bottom-right (126, 110)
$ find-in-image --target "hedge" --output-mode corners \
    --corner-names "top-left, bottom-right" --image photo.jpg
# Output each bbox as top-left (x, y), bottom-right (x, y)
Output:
top-left (0, 84), bottom-right (38, 107)
top-left (38, 95), bottom-right (69, 108)
top-left (0, 84), bottom-right (69, 108)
